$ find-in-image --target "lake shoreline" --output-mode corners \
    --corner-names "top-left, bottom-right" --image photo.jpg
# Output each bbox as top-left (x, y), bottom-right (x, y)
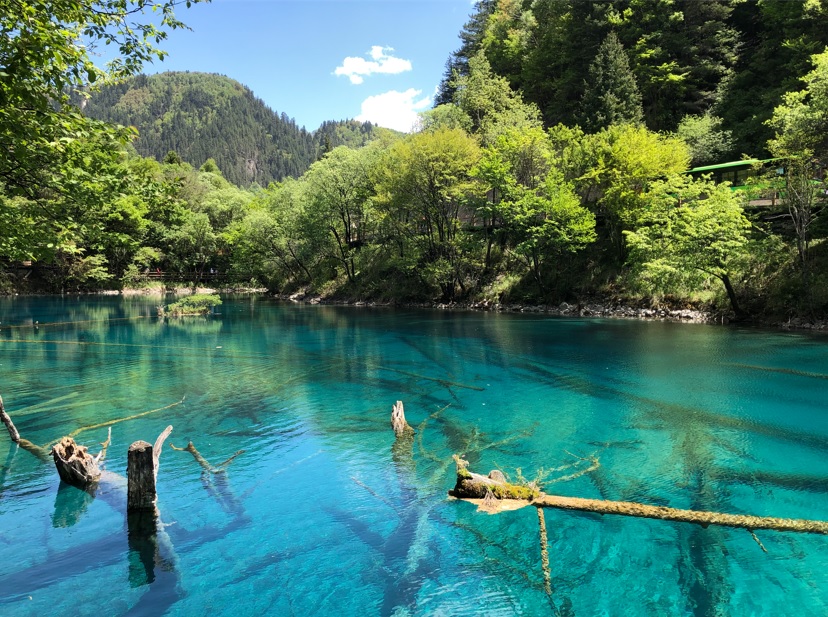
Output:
top-left (276, 291), bottom-right (828, 333)
top-left (3, 285), bottom-right (825, 333)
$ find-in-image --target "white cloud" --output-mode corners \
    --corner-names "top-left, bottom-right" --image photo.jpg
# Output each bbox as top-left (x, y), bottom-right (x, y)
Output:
top-left (335, 46), bottom-right (412, 85)
top-left (355, 88), bottom-right (432, 133)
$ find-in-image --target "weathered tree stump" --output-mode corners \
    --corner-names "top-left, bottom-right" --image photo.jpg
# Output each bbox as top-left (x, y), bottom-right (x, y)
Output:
top-left (127, 426), bottom-right (172, 512)
top-left (127, 441), bottom-right (156, 511)
top-left (391, 400), bottom-right (414, 439)
top-left (51, 437), bottom-right (102, 487)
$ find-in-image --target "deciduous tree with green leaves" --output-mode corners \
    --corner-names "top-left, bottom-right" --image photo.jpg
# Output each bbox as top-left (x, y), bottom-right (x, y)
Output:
top-left (767, 47), bottom-right (828, 306)
top-left (377, 128), bottom-right (484, 300)
top-left (0, 0), bottom-right (205, 262)
top-left (624, 175), bottom-right (752, 316)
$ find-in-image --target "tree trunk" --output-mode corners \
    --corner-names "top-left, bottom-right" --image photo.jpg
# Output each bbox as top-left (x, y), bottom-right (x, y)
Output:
top-left (127, 441), bottom-right (157, 512)
top-left (450, 457), bottom-right (828, 535)
top-left (127, 426), bottom-right (172, 512)
top-left (719, 272), bottom-right (745, 318)
top-left (0, 395), bottom-right (20, 443)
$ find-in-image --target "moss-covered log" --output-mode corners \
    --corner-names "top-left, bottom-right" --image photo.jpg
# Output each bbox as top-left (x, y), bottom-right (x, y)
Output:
top-left (450, 456), bottom-right (828, 535)
top-left (532, 493), bottom-right (828, 535)
top-left (449, 456), bottom-right (538, 500)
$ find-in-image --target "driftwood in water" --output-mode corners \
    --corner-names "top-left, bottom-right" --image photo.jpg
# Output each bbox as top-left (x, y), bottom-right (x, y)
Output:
top-left (450, 456), bottom-right (828, 535)
top-left (390, 400), bottom-right (415, 466)
top-left (170, 440), bottom-right (243, 474)
top-left (1, 394), bottom-right (57, 462)
top-left (127, 426), bottom-right (172, 512)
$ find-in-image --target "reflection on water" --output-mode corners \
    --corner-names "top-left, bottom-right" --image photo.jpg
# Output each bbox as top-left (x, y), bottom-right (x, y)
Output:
top-left (0, 296), bottom-right (827, 615)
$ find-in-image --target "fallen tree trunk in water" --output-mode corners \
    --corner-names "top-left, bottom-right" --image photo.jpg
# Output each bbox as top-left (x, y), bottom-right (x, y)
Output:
top-left (449, 456), bottom-right (828, 535)
top-left (531, 493), bottom-right (828, 535)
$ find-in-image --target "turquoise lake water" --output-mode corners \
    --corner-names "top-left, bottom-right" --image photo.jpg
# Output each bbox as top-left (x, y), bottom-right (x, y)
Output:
top-left (0, 296), bottom-right (826, 616)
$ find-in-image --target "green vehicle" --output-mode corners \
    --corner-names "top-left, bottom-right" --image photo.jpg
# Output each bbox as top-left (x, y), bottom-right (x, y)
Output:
top-left (686, 158), bottom-right (787, 206)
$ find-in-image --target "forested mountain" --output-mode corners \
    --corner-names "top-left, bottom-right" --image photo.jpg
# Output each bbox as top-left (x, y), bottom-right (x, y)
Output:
top-left (439, 0), bottom-right (828, 157)
top-left (82, 72), bottom-right (387, 186)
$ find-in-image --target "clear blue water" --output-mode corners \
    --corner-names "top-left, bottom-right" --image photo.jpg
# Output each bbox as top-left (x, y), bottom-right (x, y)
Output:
top-left (0, 296), bottom-right (827, 616)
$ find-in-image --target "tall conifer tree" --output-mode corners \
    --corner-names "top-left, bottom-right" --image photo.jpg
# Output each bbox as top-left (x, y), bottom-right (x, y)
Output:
top-left (579, 32), bottom-right (644, 132)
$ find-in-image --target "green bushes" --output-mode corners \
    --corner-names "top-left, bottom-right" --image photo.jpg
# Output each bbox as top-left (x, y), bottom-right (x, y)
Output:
top-left (160, 294), bottom-right (222, 316)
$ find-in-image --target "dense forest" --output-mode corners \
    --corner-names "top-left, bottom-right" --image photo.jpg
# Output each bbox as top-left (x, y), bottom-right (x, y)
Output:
top-left (2, 0), bottom-right (827, 321)
top-left (81, 72), bottom-right (392, 186)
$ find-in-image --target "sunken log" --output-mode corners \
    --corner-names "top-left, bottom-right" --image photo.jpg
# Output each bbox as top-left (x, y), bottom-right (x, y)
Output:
top-left (170, 440), bottom-right (243, 474)
top-left (51, 437), bottom-right (102, 487)
top-left (450, 456), bottom-right (828, 535)
top-left (127, 426), bottom-right (172, 512)
top-left (391, 400), bottom-right (414, 439)
top-left (0, 394), bottom-right (60, 461)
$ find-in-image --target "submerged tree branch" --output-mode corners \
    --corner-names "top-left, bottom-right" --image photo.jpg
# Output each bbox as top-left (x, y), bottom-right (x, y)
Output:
top-left (170, 440), bottom-right (244, 474)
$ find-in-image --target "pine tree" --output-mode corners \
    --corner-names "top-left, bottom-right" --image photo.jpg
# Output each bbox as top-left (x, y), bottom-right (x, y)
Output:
top-left (579, 32), bottom-right (644, 132)
top-left (435, 0), bottom-right (498, 106)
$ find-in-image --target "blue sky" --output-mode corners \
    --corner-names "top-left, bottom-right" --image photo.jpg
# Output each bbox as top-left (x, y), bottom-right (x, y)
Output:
top-left (135, 0), bottom-right (473, 132)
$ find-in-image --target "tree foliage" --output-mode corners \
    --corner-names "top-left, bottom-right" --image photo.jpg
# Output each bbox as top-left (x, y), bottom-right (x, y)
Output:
top-left (625, 175), bottom-right (752, 315)
top-left (579, 32), bottom-right (644, 132)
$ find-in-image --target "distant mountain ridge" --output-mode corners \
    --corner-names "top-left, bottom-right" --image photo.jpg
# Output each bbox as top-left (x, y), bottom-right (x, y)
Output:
top-left (83, 72), bottom-right (388, 186)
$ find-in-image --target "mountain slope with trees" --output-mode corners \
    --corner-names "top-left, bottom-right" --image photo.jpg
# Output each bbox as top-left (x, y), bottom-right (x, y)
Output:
top-left (82, 72), bottom-right (389, 187)
top-left (438, 0), bottom-right (828, 157)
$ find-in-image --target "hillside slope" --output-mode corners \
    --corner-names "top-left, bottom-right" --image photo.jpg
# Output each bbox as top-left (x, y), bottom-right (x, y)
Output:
top-left (83, 72), bottom-right (388, 186)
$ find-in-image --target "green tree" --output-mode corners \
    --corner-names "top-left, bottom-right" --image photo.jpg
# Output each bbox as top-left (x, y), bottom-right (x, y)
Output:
top-left (576, 124), bottom-right (690, 261)
top-left (303, 145), bottom-right (382, 284)
top-left (476, 127), bottom-right (595, 293)
top-left (0, 0), bottom-right (205, 198)
top-left (435, 0), bottom-right (498, 105)
top-left (625, 175), bottom-right (751, 316)
top-left (767, 48), bottom-right (828, 306)
top-left (233, 179), bottom-right (322, 290)
top-left (451, 52), bottom-right (542, 146)
top-left (676, 114), bottom-right (734, 167)
top-left (377, 128), bottom-right (484, 300)
top-left (579, 32), bottom-right (644, 132)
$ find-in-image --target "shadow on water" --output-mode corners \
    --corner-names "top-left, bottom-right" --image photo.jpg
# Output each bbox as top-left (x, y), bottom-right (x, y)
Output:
top-left (51, 481), bottom-right (95, 528)
top-left (123, 511), bottom-right (182, 617)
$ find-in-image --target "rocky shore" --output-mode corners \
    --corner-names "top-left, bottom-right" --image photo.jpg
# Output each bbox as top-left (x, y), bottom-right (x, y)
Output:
top-left (281, 290), bottom-right (828, 332)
